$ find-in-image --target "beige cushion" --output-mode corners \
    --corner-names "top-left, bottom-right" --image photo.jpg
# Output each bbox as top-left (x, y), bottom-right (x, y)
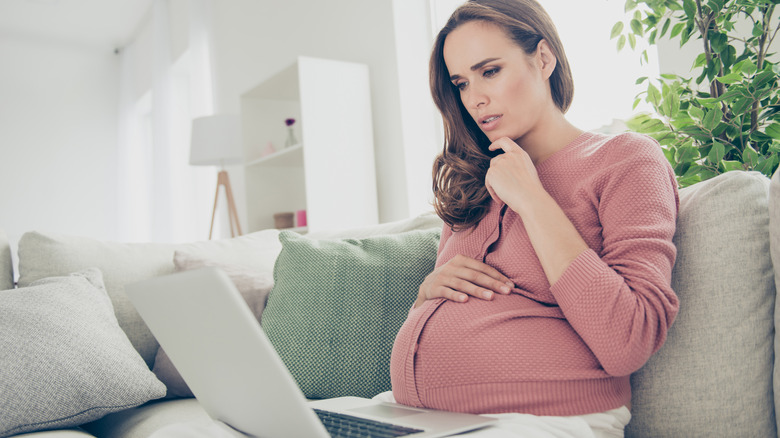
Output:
top-left (0, 229), bottom-right (13, 290)
top-left (627, 171), bottom-right (775, 437)
top-left (16, 229), bottom-right (282, 367)
top-left (151, 252), bottom-right (275, 398)
top-left (769, 168), bottom-right (780, 434)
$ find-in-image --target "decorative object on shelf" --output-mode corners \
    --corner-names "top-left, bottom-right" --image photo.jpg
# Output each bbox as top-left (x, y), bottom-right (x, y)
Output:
top-left (261, 141), bottom-right (276, 157)
top-left (284, 118), bottom-right (298, 148)
top-left (296, 209), bottom-right (307, 228)
top-left (190, 114), bottom-right (244, 240)
top-left (273, 212), bottom-right (295, 229)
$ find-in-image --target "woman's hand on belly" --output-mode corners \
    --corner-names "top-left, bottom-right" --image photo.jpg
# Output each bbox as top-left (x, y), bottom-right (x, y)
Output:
top-left (414, 254), bottom-right (514, 308)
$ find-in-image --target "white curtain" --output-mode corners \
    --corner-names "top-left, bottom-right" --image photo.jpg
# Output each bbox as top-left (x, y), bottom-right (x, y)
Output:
top-left (116, 0), bottom-right (217, 243)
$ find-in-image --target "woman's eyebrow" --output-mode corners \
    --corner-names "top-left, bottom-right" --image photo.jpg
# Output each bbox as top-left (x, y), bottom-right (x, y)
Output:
top-left (450, 58), bottom-right (501, 81)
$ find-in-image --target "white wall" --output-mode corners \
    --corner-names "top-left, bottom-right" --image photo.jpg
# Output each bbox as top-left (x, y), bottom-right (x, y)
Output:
top-left (208, 0), bottom-right (410, 225)
top-left (0, 34), bottom-right (119, 269)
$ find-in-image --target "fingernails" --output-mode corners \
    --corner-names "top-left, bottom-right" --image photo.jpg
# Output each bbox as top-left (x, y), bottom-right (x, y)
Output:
top-left (483, 291), bottom-right (493, 299)
top-left (500, 285), bottom-right (511, 294)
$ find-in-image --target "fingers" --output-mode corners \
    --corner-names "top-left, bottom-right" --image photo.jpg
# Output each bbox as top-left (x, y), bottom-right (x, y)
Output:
top-left (488, 136), bottom-right (523, 154)
top-left (451, 255), bottom-right (514, 294)
top-left (418, 255), bottom-right (515, 305)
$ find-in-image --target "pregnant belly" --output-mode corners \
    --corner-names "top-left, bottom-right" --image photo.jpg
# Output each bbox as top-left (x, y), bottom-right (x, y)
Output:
top-left (413, 294), bottom-right (606, 393)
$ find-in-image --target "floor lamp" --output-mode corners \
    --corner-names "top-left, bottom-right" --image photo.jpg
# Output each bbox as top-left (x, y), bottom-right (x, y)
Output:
top-left (190, 114), bottom-right (244, 240)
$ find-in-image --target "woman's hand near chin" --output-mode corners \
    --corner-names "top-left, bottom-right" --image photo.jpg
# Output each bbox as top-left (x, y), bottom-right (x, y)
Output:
top-left (485, 137), bottom-right (545, 213)
top-left (413, 254), bottom-right (514, 308)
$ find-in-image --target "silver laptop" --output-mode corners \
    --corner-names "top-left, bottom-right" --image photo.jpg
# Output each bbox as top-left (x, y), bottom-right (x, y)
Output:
top-left (126, 267), bottom-right (496, 437)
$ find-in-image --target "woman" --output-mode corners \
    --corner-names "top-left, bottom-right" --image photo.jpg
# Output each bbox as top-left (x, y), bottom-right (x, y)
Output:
top-left (386, 0), bottom-right (680, 436)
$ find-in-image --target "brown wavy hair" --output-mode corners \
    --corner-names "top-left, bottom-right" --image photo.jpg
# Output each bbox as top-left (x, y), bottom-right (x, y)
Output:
top-left (430, 0), bottom-right (573, 230)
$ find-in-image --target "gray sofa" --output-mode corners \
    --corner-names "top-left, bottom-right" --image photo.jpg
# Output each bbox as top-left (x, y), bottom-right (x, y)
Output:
top-left (1, 169), bottom-right (778, 437)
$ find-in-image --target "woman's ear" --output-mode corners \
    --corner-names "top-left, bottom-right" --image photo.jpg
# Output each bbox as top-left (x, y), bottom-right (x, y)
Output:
top-left (535, 39), bottom-right (557, 80)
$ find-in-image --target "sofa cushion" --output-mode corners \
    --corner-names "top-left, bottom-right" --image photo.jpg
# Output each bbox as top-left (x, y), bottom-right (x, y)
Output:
top-left (769, 168), bottom-right (780, 434)
top-left (151, 252), bottom-right (274, 399)
top-left (81, 399), bottom-right (212, 438)
top-left (16, 229), bottom-right (282, 367)
top-left (0, 229), bottom-right (13, 291)
top-left (261, 228), bottom-right (441, 399)
top-left (0, 269), bottom-right (166, 437)
top-left (626, 171), bottom-right (775, 437)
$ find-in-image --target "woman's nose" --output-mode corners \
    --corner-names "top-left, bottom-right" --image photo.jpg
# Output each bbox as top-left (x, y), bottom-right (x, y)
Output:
top-left (464, 86), bottom-right (487, 110)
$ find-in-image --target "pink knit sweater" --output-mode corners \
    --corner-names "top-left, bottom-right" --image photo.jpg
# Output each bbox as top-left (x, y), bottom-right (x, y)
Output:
top-left (390, 132), bottom-right (680, 416)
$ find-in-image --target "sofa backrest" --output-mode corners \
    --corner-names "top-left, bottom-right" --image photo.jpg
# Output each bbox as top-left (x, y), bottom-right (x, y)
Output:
top-left (627, 171), bottom-right (776, 437)
top-left (0, 229), bottom-right (13, 291)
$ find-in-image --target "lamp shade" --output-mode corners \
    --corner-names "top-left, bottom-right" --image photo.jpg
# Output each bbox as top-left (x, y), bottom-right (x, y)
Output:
top-left (189, 114), bottom-right (244, 166)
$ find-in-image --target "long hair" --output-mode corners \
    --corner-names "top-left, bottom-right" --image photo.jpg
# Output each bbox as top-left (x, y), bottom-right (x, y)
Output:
top-left (430, 0), bottom-right (573, 230)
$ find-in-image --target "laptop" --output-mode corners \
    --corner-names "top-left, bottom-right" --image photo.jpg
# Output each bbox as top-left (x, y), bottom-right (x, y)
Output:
top-left (126, 267), bottom-right (497, 437)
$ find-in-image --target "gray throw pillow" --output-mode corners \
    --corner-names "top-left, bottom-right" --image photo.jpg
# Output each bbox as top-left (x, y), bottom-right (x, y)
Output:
top-left (627, 171), bottom-right (775, 437)
top-left (0, 268), bottom-right (166, 437)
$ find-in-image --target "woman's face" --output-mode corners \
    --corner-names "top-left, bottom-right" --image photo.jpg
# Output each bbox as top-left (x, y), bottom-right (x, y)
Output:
top-left (442, 20), bottom-right (553, 144)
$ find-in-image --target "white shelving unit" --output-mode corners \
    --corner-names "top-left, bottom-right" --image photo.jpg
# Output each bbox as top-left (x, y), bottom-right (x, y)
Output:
top-left (241, 57), bottom-right (379, 233)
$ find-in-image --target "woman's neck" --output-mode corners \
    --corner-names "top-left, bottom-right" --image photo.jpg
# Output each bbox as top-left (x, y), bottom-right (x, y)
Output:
top-left (516, 111), bottom-right (582, 165)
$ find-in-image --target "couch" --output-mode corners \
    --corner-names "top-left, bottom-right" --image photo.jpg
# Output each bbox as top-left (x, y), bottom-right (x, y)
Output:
top-left (1, 169), bottom-right (778, 438)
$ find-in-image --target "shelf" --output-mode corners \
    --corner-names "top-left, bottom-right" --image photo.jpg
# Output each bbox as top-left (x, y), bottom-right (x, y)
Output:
top-left (241, 57), bottom-right (378, 233)
top-left (245, 143), bottom-right (303, 167)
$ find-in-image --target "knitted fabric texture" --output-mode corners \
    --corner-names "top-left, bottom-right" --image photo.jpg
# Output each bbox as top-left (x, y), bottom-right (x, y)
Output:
top-left (262, 229), bottom-right (440, 399)
top-left (390, 132), bottom-right (680, 416)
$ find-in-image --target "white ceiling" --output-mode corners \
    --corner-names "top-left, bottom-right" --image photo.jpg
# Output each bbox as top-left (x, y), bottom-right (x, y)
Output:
top-left (0, 0), bottom-right (154, 51)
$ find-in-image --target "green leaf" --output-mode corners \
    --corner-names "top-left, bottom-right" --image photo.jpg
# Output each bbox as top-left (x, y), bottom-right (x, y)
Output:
top-left (671, 22), bottom-right (685, 38)
top-left (625, 0), bottom-right (638, 12)
top-left (647, 83), bottom-right (662, 106)
top-left (631, 19), bottom-right (644, 36)
top-left (754, 70), bottom-right (776, 89)
top-left (629, 33), bottom-right (637, 49)
top-left (617, 34), bottom-right (627, 51)
top-left (753, 22), bottom-right (764, 38)
top-left (744, 144), bottom-right (760, 167)
top-left (611, 22), bottom-right (624, 39)
top-left (755, 154), bottom-right (779, 176)
top-left (721, 160), bottom-right (743, 171)
top-left (707, 140), bottom-right (726, 163)
top-left (660, 18), bottom-right (671, 38)
top-left (703, 107), bottom-right (723, 131)
top-left (766, 123), bottom-right (780, 140)
top-left (689, 106), bottom-right (705, 121)
top-left (739, 59), bottom-right (757, 75)
top-left (635, 76), bottom-right (649, 84)
top-left (707, 0), bottom-right (724, 11)
top-left (709, 33), bottom-right (727, 53)
top-left (666, 1), bottom-right (683, 11)
top-left (683, 0), bottom-right (697, 17)
top-left (693, 53), bottom-right (708, 68)
top-left (731, 97), bottom-right (753, 116)
top-left (715, 72), bottom-right (743, 84)
top-left (675, 144), bottom-right (699, 162)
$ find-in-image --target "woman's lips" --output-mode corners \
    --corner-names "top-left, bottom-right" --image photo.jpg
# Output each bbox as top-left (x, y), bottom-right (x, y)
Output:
top-left (479, 114), bottom-right (502, 131)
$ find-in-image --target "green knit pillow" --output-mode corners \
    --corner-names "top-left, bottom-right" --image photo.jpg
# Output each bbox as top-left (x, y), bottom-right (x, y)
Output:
top-left (261, 228), bottom-right (440, 399)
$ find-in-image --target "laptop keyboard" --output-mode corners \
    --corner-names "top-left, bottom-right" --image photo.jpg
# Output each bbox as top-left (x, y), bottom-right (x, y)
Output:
top-left (314, 409), bottom-right (424, 437)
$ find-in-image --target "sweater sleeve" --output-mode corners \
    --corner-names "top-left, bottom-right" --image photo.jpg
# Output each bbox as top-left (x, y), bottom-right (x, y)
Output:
top-left (550, 136), bottom-right (680, 377)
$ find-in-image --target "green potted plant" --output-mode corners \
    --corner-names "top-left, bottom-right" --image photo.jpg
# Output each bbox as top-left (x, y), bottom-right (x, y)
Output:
top-left (612, 0), bottom-right (780, 186)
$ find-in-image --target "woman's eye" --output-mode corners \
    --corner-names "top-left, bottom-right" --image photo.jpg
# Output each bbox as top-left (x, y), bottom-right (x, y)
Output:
top-left (454, 82), bottom-right (468, 91)
top-left (484, 67), bottom-right (500, 78)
